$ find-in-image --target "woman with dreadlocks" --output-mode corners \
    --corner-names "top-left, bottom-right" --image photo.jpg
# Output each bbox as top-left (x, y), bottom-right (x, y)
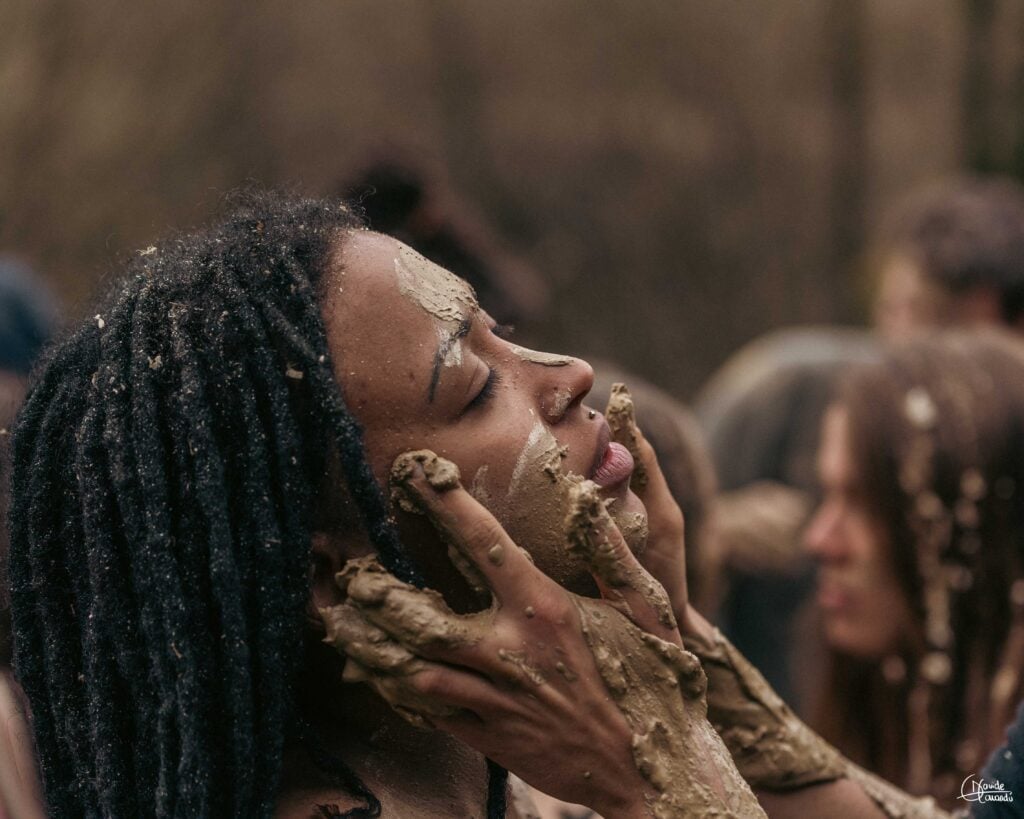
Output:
top-left (8, 190), bottom-right (762, 818)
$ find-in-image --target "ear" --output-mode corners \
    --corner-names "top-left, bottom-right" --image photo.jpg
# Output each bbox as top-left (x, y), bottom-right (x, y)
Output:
top-left (306, 530), bottom-right (372, 630)
top-left (310, 531), bottom-right (346, 609)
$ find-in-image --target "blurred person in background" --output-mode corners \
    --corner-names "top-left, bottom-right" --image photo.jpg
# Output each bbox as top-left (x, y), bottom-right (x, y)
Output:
top-left (695, 173), bottom-right (1024, 714)
top-left (695, 326), bottom-right (878, 709)
top-left (805, 331), bottom-right (1024, 807)
top-left (0, 256), bottom-right (55, 819)
top-left (873, 176), bottom-right (1024, 341)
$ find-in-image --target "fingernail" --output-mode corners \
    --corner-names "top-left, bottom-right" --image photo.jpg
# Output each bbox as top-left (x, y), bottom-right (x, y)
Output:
top-left (390, 450), bottom-right (461, 513)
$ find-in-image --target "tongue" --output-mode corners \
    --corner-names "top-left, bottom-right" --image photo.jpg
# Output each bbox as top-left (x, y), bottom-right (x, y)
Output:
top-left (592, 442), bottom-right (634, 487)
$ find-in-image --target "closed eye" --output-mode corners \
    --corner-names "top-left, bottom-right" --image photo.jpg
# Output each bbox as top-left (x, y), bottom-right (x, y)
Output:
top-left (465, 368), bottom-right (501, 413)
top-left (492, 323), bottom-right (515, 340)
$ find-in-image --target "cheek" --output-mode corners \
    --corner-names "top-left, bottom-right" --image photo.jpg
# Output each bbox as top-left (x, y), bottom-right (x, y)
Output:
top-left (466, 419), bottom-right (589, 588)
top-left (841, 525), bottom-right (912, 656)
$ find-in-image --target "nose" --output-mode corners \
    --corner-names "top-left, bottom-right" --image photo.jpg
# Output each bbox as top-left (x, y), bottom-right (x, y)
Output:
top-left (537, 356), bottom-right (594, 425)
top-left (803, 499), bottom-right (846, 562)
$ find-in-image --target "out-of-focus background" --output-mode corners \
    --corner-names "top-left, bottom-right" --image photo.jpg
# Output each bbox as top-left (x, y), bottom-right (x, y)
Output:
top-left (4, 0), bottom-right (1023, 395)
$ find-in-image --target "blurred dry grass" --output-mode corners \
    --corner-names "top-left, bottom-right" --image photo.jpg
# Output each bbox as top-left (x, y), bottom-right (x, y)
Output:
top-left (1, 0), bottom-right (1022, 395)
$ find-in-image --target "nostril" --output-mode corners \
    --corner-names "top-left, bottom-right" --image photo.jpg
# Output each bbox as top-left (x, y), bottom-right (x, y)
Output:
top-left (543, 386), bottom-right (575, 422)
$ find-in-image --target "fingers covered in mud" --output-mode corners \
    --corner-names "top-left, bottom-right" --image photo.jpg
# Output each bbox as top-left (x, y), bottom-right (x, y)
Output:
top-left (607, 384), bottom-right (683, 537)
top-left (324, 552), bottom-right (562, 693)
top-left (605, 384), bottom-right (689, 623)
top-left (566, 480), bottom-right (679, 643)
top-left (320, 574), bottom-right (515, 726)
top-left (335, 555), bottom-right (488, 652)
top-left (605, 383), bottom-right (649, 492)
top-left (390, 449), bottom-right (555, 604)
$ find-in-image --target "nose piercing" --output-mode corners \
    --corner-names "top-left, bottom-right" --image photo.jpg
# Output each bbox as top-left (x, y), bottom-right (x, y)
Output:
top-left (588, 410), bottom-right (596, 420)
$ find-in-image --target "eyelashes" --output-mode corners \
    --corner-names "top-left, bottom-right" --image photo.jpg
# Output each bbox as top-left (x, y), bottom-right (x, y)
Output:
top-left (466, 368), bottom-right (501, 412)
top-left (460, 322), bottom-right (511, 414)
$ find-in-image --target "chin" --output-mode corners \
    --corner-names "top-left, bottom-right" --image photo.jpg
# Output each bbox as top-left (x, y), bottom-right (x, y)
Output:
top-left (823, 617), bottom-right (892, 661)
top-left (499, 486), bottom-right (648, 597)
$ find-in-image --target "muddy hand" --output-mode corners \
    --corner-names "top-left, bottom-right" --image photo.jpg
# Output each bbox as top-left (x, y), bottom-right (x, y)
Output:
top-left (322, 450), bottom-right (765, 817)
top-left (606, 384), bottom-right (689, 623)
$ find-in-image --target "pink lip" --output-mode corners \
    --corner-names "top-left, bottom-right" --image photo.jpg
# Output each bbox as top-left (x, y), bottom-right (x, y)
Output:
top-left (586, 415), bottom-right (636, 488)
top-left (816, 579), bottom-right (852, 612)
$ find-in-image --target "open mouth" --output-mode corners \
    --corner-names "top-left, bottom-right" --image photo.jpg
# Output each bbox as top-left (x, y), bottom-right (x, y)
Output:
top-left (588, 416), bottom-right (635, 488)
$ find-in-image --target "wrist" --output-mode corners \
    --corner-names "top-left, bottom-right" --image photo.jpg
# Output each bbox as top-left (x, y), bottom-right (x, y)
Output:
top-left (678, 603), bottom-right (715, 644)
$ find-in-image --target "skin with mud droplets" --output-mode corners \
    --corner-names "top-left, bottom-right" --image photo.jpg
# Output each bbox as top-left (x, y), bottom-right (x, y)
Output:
top-left (569, 601), bottom-right (763, 817)
top-left (686, 625), bottom-right (948, 818)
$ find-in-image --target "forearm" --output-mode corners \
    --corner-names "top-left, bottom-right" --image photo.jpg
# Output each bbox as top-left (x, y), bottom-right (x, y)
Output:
top-left (755, 779), bottom-right (893, 819)
top-left (681, 606), bottom-right (950, 819)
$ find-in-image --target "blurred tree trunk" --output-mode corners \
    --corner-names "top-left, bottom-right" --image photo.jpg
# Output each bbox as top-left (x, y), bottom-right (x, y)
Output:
top-left (963, 0), bottom-right (997, 173)
top-left (827, 0), bottom-right (867, 317)
top-left (1009, 4), bottom-right (1024, 182)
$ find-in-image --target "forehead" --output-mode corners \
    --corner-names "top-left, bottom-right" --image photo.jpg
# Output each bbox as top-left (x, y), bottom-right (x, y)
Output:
top-left (319, 231), bottom-right (475, 409)
top-left (324, 231), bottom-right (475, 320)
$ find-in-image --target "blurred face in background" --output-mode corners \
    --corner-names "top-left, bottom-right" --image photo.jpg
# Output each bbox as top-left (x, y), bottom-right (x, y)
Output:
top-left (804, 405), bottom-right (916, 659)
top-left (873, 252), bottom-right (1004, 341)
top-left (873, 253), bottom-right (952, 341)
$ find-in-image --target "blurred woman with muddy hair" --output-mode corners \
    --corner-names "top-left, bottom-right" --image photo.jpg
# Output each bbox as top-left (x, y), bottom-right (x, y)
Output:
top-left (805, 332), bottom-right (1024, 806)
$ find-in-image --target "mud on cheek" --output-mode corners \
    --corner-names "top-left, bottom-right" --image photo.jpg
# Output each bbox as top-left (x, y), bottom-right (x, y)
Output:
top-left (495, 422), bottom-right (648, 589)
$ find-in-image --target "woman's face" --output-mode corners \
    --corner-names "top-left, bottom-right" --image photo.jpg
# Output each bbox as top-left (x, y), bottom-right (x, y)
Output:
top-left (318, 231), bottom-right (646, 598)
top-left (803, 405), bottom-right (916, 659)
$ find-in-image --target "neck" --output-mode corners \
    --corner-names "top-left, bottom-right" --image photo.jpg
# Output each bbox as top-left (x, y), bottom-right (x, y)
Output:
top-left (277, 651), bottom-right (490, 818)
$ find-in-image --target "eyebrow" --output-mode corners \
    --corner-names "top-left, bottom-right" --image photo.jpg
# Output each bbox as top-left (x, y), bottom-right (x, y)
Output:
top-left (427, 315), bottom-right (474, 403)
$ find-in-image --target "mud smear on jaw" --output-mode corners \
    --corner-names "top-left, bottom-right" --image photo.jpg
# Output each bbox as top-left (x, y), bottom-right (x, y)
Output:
top-left (496, 410), bottom-right (649, 589)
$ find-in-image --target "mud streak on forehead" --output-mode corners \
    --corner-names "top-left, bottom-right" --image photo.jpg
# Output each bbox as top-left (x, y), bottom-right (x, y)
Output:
top-left (393, 244), bottom-right (478, 323)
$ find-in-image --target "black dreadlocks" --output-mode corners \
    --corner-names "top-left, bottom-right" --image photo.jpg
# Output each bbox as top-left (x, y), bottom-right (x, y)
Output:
top-left (7, 191), bottom-right (507, 818)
